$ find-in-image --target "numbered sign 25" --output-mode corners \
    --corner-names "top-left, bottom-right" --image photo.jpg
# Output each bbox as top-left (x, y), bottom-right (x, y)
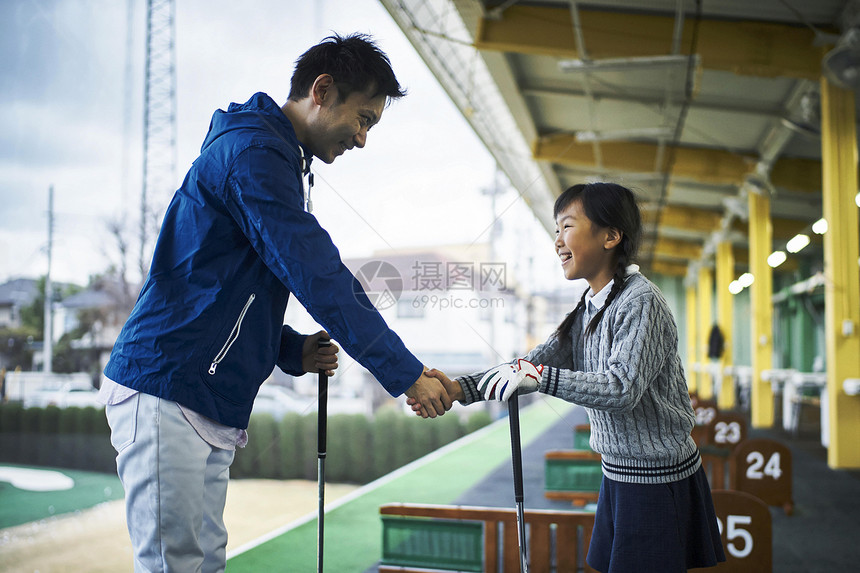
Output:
top-left (710, 490), bottom-right (772, 573)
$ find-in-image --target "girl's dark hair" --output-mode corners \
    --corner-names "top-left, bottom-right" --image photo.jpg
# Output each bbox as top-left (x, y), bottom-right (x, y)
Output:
top-left (288, 33), bottom-right (406, 103)
top-left (554, 182), bottom-right (642, 341)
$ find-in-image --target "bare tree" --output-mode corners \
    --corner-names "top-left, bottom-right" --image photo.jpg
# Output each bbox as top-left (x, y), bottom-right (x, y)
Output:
top-left (102, 217), bottom-right (135, 309)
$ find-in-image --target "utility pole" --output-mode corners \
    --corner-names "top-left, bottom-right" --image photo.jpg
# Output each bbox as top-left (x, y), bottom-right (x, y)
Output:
top-left (140, 0), bottom-right (177, 279)
top-left (481, 169), bottom-right (505, 355)
top-left (482, 169), bottom-right (505, 416)
top-left (121, 0), bottom-right (137, 216)
top-left (43, 185), bottom-right (54, 373)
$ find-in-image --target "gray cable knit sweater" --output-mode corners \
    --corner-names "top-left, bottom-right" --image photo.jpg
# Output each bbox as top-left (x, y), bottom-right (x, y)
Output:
top-left (457, 273), bottom-right (700, 484)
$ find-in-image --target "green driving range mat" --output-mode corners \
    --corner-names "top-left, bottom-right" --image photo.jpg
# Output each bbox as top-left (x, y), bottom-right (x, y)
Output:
top-left (226, 399), bottom-right (572, 572)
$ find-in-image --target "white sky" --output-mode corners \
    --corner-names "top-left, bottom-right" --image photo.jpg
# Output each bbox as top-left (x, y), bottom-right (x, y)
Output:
top-left (0, 0), bottom-right (568, 294)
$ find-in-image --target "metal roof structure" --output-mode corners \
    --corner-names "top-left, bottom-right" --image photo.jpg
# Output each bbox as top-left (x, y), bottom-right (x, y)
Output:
top-left (380, 0), bottom-right (858, 277)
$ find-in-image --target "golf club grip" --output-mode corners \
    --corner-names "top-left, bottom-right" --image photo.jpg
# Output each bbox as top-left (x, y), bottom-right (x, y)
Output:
top-left (318, 338), bottom-right (331, 455)
top-left (508, 392), bottom-right (524, 503)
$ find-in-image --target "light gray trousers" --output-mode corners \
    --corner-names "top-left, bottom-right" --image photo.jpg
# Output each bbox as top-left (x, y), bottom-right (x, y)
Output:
top-left (106, 393), bottom-right (234, 573)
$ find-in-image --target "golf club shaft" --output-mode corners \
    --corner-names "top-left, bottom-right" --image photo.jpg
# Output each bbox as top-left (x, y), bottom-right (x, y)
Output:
top-left (508, 393), bottom-right (528, 573)
top-left (317, 456), bottom-right (325, 572)
top-left (317, 338), bottom-right (331, 573)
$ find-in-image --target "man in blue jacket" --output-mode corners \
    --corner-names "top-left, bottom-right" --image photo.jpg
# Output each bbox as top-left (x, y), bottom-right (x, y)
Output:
top-left (99, 33), bottom-right (452, 572)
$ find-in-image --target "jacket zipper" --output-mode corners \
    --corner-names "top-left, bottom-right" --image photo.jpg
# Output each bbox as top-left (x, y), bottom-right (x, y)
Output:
top-left (209, 293), bottom-right (256, 375)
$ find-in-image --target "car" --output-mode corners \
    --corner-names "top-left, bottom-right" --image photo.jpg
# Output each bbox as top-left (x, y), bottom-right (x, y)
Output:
top-left (251, 384), bottom-right (316, 420)
top-left (23, 382), bottom-right (102, 409)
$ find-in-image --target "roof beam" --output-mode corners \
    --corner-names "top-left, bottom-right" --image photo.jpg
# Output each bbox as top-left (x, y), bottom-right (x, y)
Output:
top-left (639, 204), bottom-right (815, 243)
top-left (536, 136), bottom-right (752, 186)
top-left (735, 217), bottom-right (812, 241)
top-left (535, 135), bottom-right (823, 193)
top-left (653, 237), bottom-right (703, 260)
top-left (650, 260), bottom-right (688, 277)
top-left (642, 205), bottom-right (722, 232)
top-left (647, 255), bottom-right (799, 276)
top-left (644, 238), bottom-right (801, 275)
top-left (770, 156), bottom-right (822, 194)
top-left (476, 5), bottom-right (823, 80)
top-left (521, 86), bottom-right (782, 120)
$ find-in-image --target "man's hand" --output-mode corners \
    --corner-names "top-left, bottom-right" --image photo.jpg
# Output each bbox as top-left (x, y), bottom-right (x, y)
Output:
top-left (407, 369), bottom-right (463, 416)
top-left (404, 369), bottom-right (453, 419)
top-left (426, 368), bottom-right (464, 402)
top-left (302, 330), bottom-right (339, 376)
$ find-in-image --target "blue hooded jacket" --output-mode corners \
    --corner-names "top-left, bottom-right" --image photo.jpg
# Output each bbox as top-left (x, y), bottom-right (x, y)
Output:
top-left (104, 93), bottom-right (423, 428)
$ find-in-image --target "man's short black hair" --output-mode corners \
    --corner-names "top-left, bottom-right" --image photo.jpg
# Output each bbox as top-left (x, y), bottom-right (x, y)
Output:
top-left (288, 33), bottom-right (406, 103)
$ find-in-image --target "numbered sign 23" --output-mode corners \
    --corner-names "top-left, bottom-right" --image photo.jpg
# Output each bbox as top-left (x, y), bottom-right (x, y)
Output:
top-left (732, 438), bottom-right (793, 513)
top-left (707, 413), bottom-right (747, 448)
top-left (710, 490), bottom-right (772, 572)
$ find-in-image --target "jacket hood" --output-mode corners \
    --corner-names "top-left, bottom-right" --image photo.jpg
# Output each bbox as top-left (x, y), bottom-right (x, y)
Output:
top-left (200, 92), bottom-right (307, 158)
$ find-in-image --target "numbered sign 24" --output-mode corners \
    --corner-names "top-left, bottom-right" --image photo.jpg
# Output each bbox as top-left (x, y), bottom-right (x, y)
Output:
top-left (732, 438), bottom-right (793, 515)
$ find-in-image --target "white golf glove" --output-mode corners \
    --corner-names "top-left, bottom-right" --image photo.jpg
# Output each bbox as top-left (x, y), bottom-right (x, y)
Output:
top-left (478, 359), bottom-right (544, 402)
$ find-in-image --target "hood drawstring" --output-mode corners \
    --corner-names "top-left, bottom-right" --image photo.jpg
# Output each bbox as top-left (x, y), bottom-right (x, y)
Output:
top-left (300, 144), bottom-right (314, 213)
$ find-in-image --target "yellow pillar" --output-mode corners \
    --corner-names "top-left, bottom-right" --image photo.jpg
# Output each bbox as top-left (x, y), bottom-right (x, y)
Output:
top-left (820, 77), bottom-right (860, 469)
top-left (697, 267), bottom-right (714, 400)
top-left (716, 241), bottom-right (735, 410)
top-left (748, 190), bottom-right (775, 427)
top-left (686, 281), bottom-right (698, 394)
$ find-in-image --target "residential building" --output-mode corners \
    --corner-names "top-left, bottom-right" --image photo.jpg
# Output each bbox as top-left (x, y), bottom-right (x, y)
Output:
top-left (0, 278), bottom-right (39, 329)
top-left (281, 244), bottom-right (546, 415)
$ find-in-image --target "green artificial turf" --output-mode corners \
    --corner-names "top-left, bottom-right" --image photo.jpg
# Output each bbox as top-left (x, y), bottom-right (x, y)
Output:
top-left (0, 465), bottom-right (124, 528)
top-left (226, 399), bottom-right (572, 572)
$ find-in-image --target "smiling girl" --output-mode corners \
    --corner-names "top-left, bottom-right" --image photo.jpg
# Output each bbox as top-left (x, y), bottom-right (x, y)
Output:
top-left (422, 182), bottom-right (725, 572)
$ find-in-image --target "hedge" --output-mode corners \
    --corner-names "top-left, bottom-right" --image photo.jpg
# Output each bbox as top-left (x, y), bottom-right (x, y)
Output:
top-left (0, 403), bottom-right (114, 473)
top-left (232, 407), bottom-right (491, 483)
top-left (0, 403), bottom-right (492, 483)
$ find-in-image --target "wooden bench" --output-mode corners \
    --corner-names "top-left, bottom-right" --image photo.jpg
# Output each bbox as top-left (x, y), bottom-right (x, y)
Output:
top-left (379, 503), bottom-right (597, 573)
top-left (544, 450), bottom-right (602, 507)
top-left (784, 372), bottom-right (826, 439)
top-left (691, 399), bottom-right (719, 446)
top-left (700, 446), bottom-right (733, 490)
top-left (699, 411), bottom-right (748, 489)
top-left (573, 423), bottom-right (592, 451)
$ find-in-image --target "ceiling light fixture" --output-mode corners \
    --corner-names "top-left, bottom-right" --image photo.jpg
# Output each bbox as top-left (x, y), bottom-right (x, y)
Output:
top-left (768, 251), bottom-right (788, 268)
top-left (574, 127), bottom-right (673, 143)
top-left (786, 234), bottom-right (811, 253)
top-left (559, 54), bottom-right (697, 73)
top-left (824, 28), bottom-right (860, 90)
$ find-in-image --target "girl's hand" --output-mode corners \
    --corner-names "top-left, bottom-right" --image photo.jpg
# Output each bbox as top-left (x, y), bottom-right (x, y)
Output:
top-left (479, 359), bottom-right (543, 401)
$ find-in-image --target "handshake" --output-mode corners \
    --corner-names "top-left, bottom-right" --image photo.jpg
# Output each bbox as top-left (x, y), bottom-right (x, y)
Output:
top-left (304, 332), bottom-right (542, 419)
top-left (406, 360), bottom-right (544, 418)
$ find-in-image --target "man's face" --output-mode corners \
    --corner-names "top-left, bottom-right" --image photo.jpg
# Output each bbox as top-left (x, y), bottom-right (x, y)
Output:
top-left (307, 83), bottom-right (386, 164)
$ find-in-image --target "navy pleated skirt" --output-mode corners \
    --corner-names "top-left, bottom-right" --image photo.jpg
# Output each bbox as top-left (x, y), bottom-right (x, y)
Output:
top-left (586, 465), bottom-right (726, 573)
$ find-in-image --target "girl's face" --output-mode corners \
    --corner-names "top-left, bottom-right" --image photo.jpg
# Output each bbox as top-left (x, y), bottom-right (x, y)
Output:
top-left (554, 199), bottom-right (621, 291)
